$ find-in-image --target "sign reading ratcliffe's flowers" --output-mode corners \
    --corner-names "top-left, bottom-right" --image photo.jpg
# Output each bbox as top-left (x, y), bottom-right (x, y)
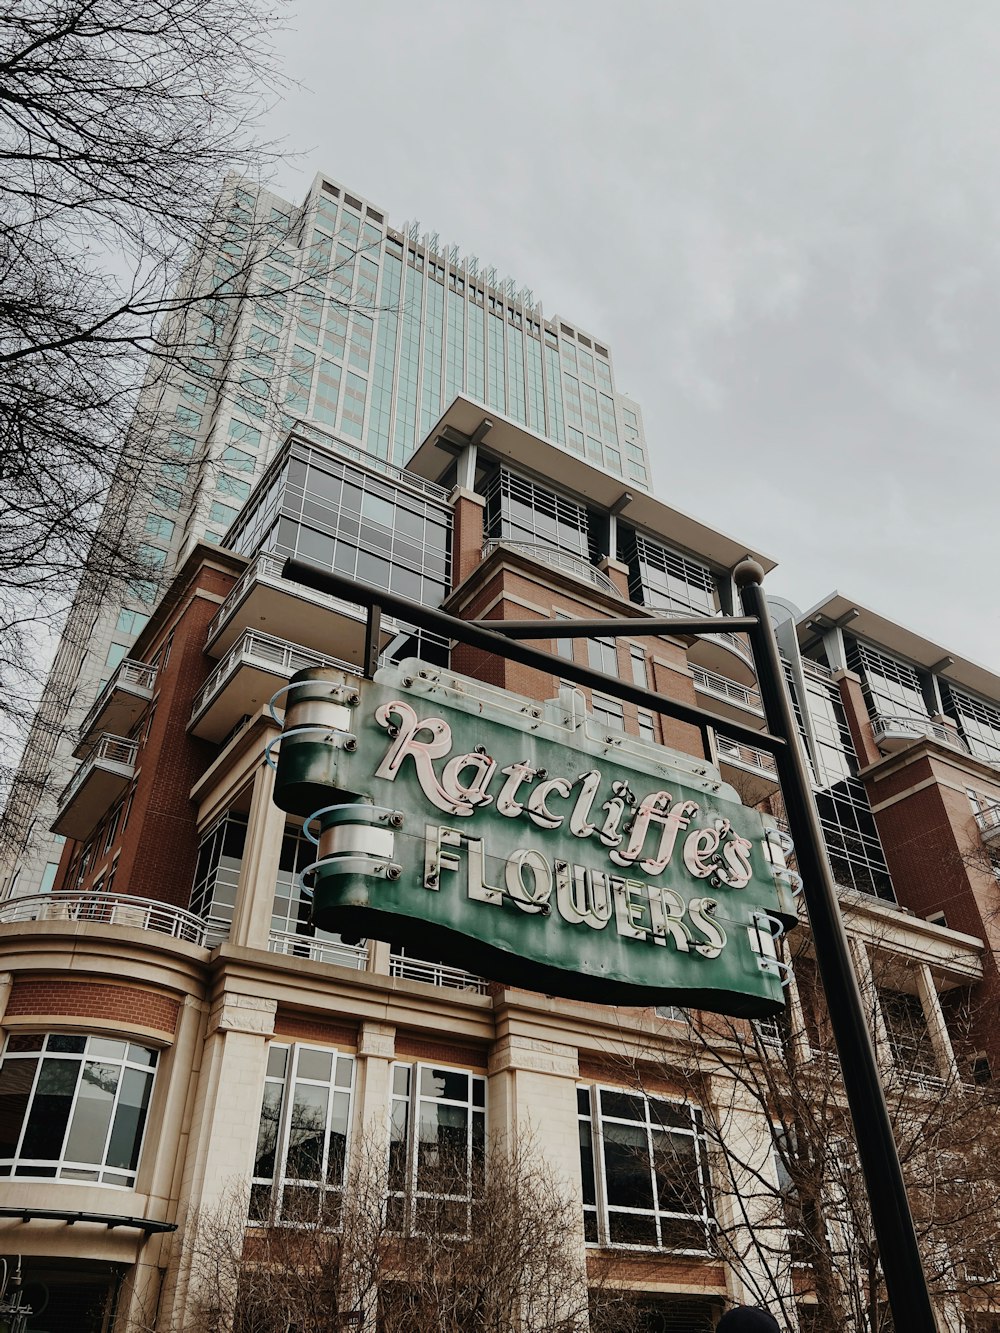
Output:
top-left (273, 661), bottom-right (793, 1016)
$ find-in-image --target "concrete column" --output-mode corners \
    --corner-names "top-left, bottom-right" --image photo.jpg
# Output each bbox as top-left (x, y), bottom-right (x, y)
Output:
top-left (849, 938), bottom-right (893, 1072)
top-left (707, 1072), bottom-right (791, 1311)
top-left (230, 753), bottom-right (284, 950)
top-left (487, 1032), bottom-right (587, 1326)
top-left (158, 991), bottom-right (277, 1329)
top-left (915, 964), bottom-right (959, 1080)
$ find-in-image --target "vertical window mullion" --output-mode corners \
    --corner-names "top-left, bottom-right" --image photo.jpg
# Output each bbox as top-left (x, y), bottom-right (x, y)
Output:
top-left (592, 1086), bottom-right (610, 1247)
top-left (12, 1054), bottom-right (46, 1163)
top-left (645, 1110), bottom-right (660, 1247)
top-left (274, 1045), bottom-right (298, 1211)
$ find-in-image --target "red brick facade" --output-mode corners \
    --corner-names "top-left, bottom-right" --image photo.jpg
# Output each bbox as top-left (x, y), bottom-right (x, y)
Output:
top-left (6, 977), bottom-right (180, 1034)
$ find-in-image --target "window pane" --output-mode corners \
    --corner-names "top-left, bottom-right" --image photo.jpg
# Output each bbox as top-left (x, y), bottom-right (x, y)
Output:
top-left (286, 1085), bottom-right (329, 1180)
top-left (63, 1061), bottom-right (119, 1165)
top-left (106, 1067), bottom-right (153, 1171)
top-left (603, 1122), bottom-right (653, 1209)
top-left (19, 1059), bottom-right (79, 1160)
top-left (0, 1059), bottom-right (37, 1157)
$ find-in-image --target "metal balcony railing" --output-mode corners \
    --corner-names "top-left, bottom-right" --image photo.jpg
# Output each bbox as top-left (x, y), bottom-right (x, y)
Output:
top-left (871, 714), bottom-right (970, 755)
top-left (288, 420), bottom-right (450, 501)
top-left (690, 665), bottom-right (763, 712)
top-left (481, 539), bottom-right (618, 597)
top-left (389, 953), bottom-right (490, 994)
top-left (716, 734), bottom-right (779, 778)
top-left (0, 891), bottom-right (209, 945)
top-left (77, 660), bottom-right (157, 742)
top-left (190, 629), bottom-right (361, 724)
top-left (58, 734), bottom-right (138, 809)
top-left (206, 551), bottom-right (396, 645)
top-left (267, 929), bottom-right (368, 970)
top-left (974, 802), bottom-right (1000, 838)
top-left (648, 605), bottom-right (755, 669)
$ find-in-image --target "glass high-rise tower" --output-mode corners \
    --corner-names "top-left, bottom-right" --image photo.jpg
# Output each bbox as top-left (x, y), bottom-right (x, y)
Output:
top-left (0, 171), bottom-right (650, 898)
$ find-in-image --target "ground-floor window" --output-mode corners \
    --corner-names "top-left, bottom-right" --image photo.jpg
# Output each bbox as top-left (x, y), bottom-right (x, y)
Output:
top-left (578, 1084), bottom-right (714, 1251)
top-left (0, 1033), bottom-right (157, 1187)
top-left (250, 1042), bottom-right (355, 1223)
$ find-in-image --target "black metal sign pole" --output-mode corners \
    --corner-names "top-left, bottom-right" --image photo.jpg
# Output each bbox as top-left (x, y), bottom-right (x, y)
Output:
top-left (734, 559), bottom-right (937, 1333)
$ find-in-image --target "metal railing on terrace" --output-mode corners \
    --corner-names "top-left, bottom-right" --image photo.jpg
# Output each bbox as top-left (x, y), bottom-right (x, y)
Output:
top-left (289, 421), bottom-right (450, 501)
top-left (481, 539), bottom-right (618, 597)
top-left (77, 660), bottom-right (156, 741)
top-left (190, 629), bottom-right (361, 723)
top-left (691, 665), bottom-right (763, 712)
top-left (389, 952), bottom-right (490, 994)
top-left (716, 734), bottom-right (779, 778)
top-left (0, 891), bottom-right (208, 945)
top-left (974, 803), bottom-right (1000, 836)
top-left (268, 928), bottom-right (368, 970)
top-left (871, 714), bottom-right (971, 756)
top-left (59, 734), bottom-right (138, 807)
top-left (206, 552), bottom-right (393, 644)
top-left (648, 605), bottom-right (755, 668)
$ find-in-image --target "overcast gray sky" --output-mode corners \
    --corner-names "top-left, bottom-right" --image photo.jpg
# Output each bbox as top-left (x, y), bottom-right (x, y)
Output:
top-left (264, 1), bottom-right (1000, 666)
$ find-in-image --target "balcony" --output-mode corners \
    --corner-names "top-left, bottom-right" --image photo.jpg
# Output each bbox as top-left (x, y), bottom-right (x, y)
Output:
top-left (870, 714), bottom-right (971, 757)
top-left (267, 928), bottom-right (368, 970)
top-left (52, 735), bottom-right (138, 840)
top-left (389, 952), bottom-right (490, 994)
top-left (716, 734), bottom-right (780, 793)
top-left (481, 539), bottom-right (619, 598)
top-left (189, 628), bottom-right (362, 742)
top-left (650, 606), bottom-right (757, 685)
top-left (205, 551), bottom-right (399, 662)
top-left (691, 665), bottom-right (765, 726)
top-left (0, 890), bottom-right (208, 945)
top-left (74, 660), bottom-right (156, 758)
top-left (974, 802), bottom-right (1000, 847)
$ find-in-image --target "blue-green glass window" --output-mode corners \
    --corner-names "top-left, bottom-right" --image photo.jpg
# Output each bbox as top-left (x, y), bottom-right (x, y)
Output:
top-left (580, 381), bottom-right (602, 438)
top-left (144, 514), bottom-right (175, 542)
top-left (506, 324), bottom-right (526, 426)
top-left (153, 482), bottom-right (181, 510)
top-left (286, 347), bottom-right (314, 419)
top-left (560, 338), bottom-right (577, 371)
top-left (105, 642), bottom-right (129, 671)
top-left (115, 609), bottom-right (149, 637)
top-left (314, 198), bottom-right (338, 236)
top-left (544, 344), bottom-right (565, 442)
top-left (525, 332), bottom-right (544, 433)
top-left (368, 252), bottom-right (402, 460)
top-left (467, 299), bottom-right (486, 402)
top-left (357, 257), bottom-right (379, 305)
top-left (218, 475), bottom-right (251, 503)
top-left (567, 427), bottom-right (585, 455)
top-left (314, 359), bottom-right (341, 429)
top-left (221, 445), bottom-right (254, 473)
top-left (229, 420), bottom-right (262, 449)
top-left (138, 543), bottom-right (167, 570)
top-left (599, 394), bottom-right (619, 444)
top-left (168, 432), bottom-right (195, 456)
top-left (182, 383), bottom-right (208, 405)
top-left (420, 277), bottom-right (445, 436)
top-left (445, 288), bottom-right (465, 407)
top-left (596, 358), bottom-right (613, 392)
top-left (487, 313), bottom-right (505, 412)
top-left (348, 314), bottom-right (373, 372)
top-left (175, 405), bottom-right (202, 432)
top-left (209, 501), bottom-right (239, 528)
top-left (563, 374), bottom-right (583, 430)
top-left (159, 461), bottom-right (187, 485)
top-left (392, 264), bottom-right (423, 463)
top-left (297, 290), bottom-right (323, 346)
top-left (342, 373), bottom-right (367, 440)
top-left (324, 305), bottom-right (348, 360)
top-left (331, 243), bottom-right (355, 303)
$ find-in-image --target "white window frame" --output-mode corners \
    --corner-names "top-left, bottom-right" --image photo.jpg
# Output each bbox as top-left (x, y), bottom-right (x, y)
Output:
top-left (579, 1084), bottom-right (714, 1253)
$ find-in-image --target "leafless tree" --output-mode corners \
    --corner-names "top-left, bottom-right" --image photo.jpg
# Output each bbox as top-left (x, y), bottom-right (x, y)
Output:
top-left (140, 1136), bottom-right (650, 1333)
top-left (623, 937), bottom-right (1000, 1333)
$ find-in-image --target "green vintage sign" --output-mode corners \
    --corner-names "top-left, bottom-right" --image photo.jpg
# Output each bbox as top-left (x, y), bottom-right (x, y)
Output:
top-left (273, 661), bottom-right (794, 1016)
